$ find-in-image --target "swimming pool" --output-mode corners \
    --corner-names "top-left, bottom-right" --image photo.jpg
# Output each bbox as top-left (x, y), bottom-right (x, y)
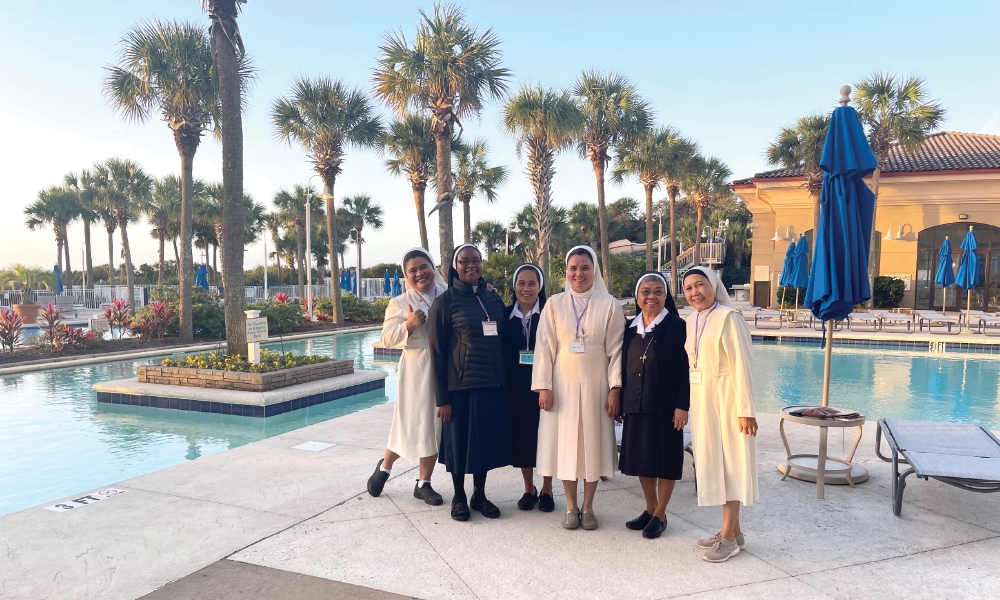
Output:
top-left (1, 331), bottom-right (998, 516)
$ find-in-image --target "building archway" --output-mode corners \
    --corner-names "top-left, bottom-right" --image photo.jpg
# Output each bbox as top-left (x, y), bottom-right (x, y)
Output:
top-left (915, 223), bottom-right (1000, 311)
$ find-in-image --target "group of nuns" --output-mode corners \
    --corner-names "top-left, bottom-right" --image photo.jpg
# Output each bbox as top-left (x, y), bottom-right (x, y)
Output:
top-left (368, 243), bottom-right (758, 563)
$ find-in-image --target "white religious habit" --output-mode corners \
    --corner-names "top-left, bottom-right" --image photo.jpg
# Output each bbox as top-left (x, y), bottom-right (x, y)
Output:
top-left (683, 267), bottom-right (759, 507)
top-left (380, 249), bottom-right (446, 458)
top-left (531, 246), bottom-right (625, 482)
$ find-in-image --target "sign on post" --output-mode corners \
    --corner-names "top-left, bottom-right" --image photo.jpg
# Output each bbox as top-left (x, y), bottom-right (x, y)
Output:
top-left (245, 311), bottom-right (268, 364)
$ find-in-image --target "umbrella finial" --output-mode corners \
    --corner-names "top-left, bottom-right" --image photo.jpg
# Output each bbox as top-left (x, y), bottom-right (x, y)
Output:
top-left (970, 225), bottom-right (974, 231)
top-left (839, 85), bottom-right (851, 106)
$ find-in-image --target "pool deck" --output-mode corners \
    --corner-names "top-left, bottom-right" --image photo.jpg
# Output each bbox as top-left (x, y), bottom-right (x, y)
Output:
top-left (3, 400), bottom-right (999, 600)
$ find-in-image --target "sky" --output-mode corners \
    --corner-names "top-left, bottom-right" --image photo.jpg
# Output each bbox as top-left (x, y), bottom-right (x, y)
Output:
top-left (2, 0), bottom-right (999, 272)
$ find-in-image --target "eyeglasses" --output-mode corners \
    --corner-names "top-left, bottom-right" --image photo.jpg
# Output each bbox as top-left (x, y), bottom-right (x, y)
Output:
top-left (457, 259), bottom-right (482, 266)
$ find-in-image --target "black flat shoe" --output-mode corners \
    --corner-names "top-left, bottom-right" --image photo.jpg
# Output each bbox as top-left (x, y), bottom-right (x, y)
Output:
top-left (470, 494), bottom-right (501, 519)
top-left (538, 492), bottom-right (555, 512)
top-left (626, 510), bottom-right (653, 530)
top-left (413, 482), bottom-right (444, 506)
top-left (366, 459), bottom-right (389, 497)
top-left (642, 515), bottom-right (666, 539)
top-left (451, 499), bottom-right (470, 521)
top-left (517, 486), bottom-right (538, 510)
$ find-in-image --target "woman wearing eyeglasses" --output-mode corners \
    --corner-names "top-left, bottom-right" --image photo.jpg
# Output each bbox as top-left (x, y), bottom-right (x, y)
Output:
top-left (429, 243), bottom-right (512, 522)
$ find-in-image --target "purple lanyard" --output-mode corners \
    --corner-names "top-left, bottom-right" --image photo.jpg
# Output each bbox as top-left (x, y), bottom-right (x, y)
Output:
top-left (415, 287), bottom-right (438, 311)
top-left (521, 314), bottom-right (532, 347)
top-left (571, 296), bottom-right (588, 339)
top-left (693, 302), bottom-right (719, 368)
top-left (476, 296), bottom-right (492, 322)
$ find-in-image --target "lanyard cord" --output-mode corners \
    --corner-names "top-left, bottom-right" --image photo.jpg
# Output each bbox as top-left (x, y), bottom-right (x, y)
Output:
top-left (414, 286), bottom-right (439, 311)
top-left (476, 295), bottom-right (492, 322)
top-left (570, 296), bottom-right (589, 340)
top-left (693, 302), bottom-right (719, 368)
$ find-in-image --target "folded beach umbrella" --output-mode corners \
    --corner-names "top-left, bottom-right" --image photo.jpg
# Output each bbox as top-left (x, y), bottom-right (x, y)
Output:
top-left (779, 240), bottom-right (797, 288)
top-left (791, 234), bottom-right (811, 310)
top-left (934, 237), bottom-right (956, 289)
top-left (195, 265), bottom-right (210, 290)
top-left (340, 269), bottom-right (350, 292)
top-left (383, 269), bottom-right (391, 296)
top-left (53, 265), bottom-right (63, 296)
top-left (804, 92), bottom-right (877, 407)
top-left (392, 271), bottom-right (401, 296)
top-left (955, 227), bottom-right (980, 330)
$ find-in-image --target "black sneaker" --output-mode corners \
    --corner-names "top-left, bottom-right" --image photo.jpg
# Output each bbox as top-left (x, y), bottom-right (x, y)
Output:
top-left (517, 486), bottom-right (538, 510)
top-left (366, 459), bottom-right (389, 497)
top-left (413, 481), bottom-right (444, 506)
top-left (451, 498), bottom-right (470, 521)
top-left (626, 510), bottom-right (653, 531)
top-left (642, 515), bottom-right (666, 539)
top-left (538, 492), bottom-right (555, 512)
top-left (470, 493), bottom-right (501, 519)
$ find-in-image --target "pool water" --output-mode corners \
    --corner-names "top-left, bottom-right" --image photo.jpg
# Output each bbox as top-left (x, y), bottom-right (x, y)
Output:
top-left (1, 332), bottom-right (999, 517)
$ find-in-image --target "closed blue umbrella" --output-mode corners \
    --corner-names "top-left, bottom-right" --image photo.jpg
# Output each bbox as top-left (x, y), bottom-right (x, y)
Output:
top-left (955, 227), bottom-right (980, 330)
top-left (52, 265), bottom-right (63, 296)
top-left (804, 93), bottom-right (877, 408)
top-left (779, 240), bottom-right (797, 287)
top-left (195, 265), bottom-right (210, 290)
top-left (790, 235), bottom-right (811, 309)
top-left (392, 271), bottom-right (401, 296)
top-left (340, 269), bottom-right (349, 292)
top-left (352, 271), bottom-right (358, 296)
top-left (934, 237), bottom-right (955, 289)
top-left (383, 269), bottom-right (391, 296)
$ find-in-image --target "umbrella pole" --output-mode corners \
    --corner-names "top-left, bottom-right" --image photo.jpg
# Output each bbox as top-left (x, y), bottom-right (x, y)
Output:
top-left (966, 290), bottom-right (972, 333)
top-left (821, 320), bottom-right (833, 407)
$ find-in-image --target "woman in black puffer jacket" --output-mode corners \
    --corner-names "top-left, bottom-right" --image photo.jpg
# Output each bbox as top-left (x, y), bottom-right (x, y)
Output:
top-left (429, 243), bottom-right (513, 522)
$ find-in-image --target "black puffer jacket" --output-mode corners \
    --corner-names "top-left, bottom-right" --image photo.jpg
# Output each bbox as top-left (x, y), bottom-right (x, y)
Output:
top-left (428, 278), bottom-right (507, 405)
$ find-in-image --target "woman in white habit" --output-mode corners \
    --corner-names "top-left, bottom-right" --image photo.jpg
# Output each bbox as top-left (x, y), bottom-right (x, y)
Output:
top-left (682, 266), bottom-right (758, 563)
top-left (367, 248), bottom-right (447, 505)
top-left (532, 246), bottom-right (625, 531)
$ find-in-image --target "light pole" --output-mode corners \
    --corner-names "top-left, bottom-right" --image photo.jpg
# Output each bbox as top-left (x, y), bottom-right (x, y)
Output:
top-left (262, 235), bottom-right (268, 300)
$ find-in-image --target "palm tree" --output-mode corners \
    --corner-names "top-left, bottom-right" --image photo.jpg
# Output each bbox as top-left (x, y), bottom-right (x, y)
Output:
top-left (64, 171), bottom-right (98, 288)
top-left (24, 186), bottom-right (80, 282)
top-left (98, 207), bottom-right (118, 287)
top-left (573, 70), bottom-right (651, 289)
top-left (196, 183), bottom-right (226, 277)
top-left (766, 114), bottom-right (830, 235)
top-left (147, 175), bottom-right (182, 284)
top-left (853, 73), bottom-right (945, 293)
top-left (204, 0), bottom-right (255, 353)
top-left (103, 20), bottom-right (247, 340)
top-left (683, 155), bottom-right (732, 267)
top-left (501, 85), bottom-right (581, 279)
top-left (452, 138), bottom-right (507, 244)
top-left (373, 3), bottom-right (510, 274)
top-left (569, 201), bottom-right (601, 250)
top-left (273, 186), bottom-right (325, 299)
top-left (659, 130), bottom-right (698, 294)
top-left (471, 220), bottom-right (507, 257)
top-left (340, 194), bottom-right (385, 277)
top-left (383, 114), bottom-right (437, 250)
top-left (263, 212), bottom-right (284, 283)
top-left (272, 76), bottom-right (382, 322)
top-left (91, 158), bottom-right (153, 311)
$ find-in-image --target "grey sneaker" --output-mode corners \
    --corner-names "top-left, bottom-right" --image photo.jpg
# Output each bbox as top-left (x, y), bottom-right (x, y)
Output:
top-left (702, 536), bottom-right (741, 563)
top-left (581, 511), bottom-right (599, 530)
top-left (562, 509), bottom-right (580, 529)
top-left (697, 532), bottom-right (745, 550)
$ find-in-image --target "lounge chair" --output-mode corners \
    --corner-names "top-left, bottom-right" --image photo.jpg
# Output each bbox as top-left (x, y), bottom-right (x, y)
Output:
top-left (738, 306), bottom-right (759, 322)
top-left (870, 310), bottom-right (914, 333)
top-left (811, 317), bottom-right (843, 331)
top-left (754, 310), bottom-right (785, 330)
top-left (975, 313), bottom-right (1000, 337)
top-left (35, 293), bottom-right (56, 307)
top-left (915, 310), bottom-right (960, 334)
top-left (847, 312), bottom-right (880, 332)
top-left (784, 309), bottom-right (814, 328)
top-left (54, 295), bottom-right (77, 317)
top-left (876, 418), bottom-right (1000, 516)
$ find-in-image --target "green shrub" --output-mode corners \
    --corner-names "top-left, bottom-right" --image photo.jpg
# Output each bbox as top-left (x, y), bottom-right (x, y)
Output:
top-left (721, 266), bottom-right (750, 295)
top-left (314, 296), bottom-right (333, 317)
top-left (161, 348), bottom-right (328, 373)
top-left (152, 286), bottom-right (226, 339)
top-left (248, 300), bottom-right (306, 334)
top-left (776, 286), bottom-right (807, 309)
top-left (873, 276), bottom-right (905, 308)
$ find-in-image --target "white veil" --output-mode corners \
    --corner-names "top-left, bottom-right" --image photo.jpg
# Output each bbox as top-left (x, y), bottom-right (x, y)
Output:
top-left (684, 266), bottom-right (734, 309)
top-left (564, 245), bottom-right (609, 295)
top-left (401, 247), bottom-right (447, 289)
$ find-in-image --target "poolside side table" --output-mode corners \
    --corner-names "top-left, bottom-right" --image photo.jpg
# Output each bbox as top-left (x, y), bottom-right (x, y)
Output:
top-left (777, 407), bottom-right (869, 499)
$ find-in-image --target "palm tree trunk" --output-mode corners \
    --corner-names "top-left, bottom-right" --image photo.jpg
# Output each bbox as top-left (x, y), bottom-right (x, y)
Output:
top-left (867, 166), bottom-right (882, 304)
top-left (172, 237), bottom-right (180, 268)
top-left (212, 245), bottom-right (218, 285)
top-left (590, 158), bottom-right (611, 291)
top-left (462, 198), bottom-right (472, 244)
top-left (323, 178), bottom-right (343, 323)
top-left (531, 142), bottom-right (554, 282)
top-left (107, 229), bottom-right (116, 288)
top-left (433, 118), bottom-right (455, 278)
top-left (177, 148), bottom-right (196, 341)
top-left (668, 185), bottom-right (678, 296)
top-left (55, 231), bottom-right (63, 272)
top-left (412, 184), bottom-right (429, 251)
top-left (644, 183), bottom-right (654, 271)
top-left (694, 201), bottom-right (704, 267)
top-left (295, 222), bottom-right (305, 299)
top-left (158, 233), bottom-right (165, 285)
top-left (63, 230), bottom-right (72, 284)
top-left (119, 222), bottom-right (135, 312)
top-left (83, 218), bottom-right (94, 290)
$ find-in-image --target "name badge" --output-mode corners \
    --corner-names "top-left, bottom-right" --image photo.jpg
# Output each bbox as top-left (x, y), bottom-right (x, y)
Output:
top-left (519, 351), bottom-right (534, 365)
top-left (689, 369), bottom-right (703, 385)
top-left (568, 341), bottom-right (585, 353)
top-left (482, 321), bottom-right (498, 336)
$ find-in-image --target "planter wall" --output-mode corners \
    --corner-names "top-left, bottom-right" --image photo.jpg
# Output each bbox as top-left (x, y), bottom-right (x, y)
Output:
top-left (138, 359), bottom-right (354, 392)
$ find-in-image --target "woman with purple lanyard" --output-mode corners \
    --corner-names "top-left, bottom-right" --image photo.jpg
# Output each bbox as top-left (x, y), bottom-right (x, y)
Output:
top-left (429, 243), bottom-right (513, 521)
top-left (682, 266), bottom-right (758, 563)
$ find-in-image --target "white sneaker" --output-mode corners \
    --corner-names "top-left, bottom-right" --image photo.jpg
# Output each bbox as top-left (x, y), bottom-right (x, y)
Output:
top-left (697, 532), bottom-right (745, 550)
top-left (702, 536), bottom-right (741, 563)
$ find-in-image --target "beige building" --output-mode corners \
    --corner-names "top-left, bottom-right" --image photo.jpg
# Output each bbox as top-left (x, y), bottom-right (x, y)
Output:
top-left (733, 131), bottom-right (1000, 311)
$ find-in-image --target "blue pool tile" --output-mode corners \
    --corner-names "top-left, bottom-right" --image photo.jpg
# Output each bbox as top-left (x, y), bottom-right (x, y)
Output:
top-left (210, 402), bottom-right (222, 414)
top-left (220, 403), bottom-right (232, 415)
top-left (251, 406), bottom-right (264, 418)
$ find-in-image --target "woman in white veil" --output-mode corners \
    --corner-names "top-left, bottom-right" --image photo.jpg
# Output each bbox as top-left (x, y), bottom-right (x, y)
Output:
top-left (532, 246), bottom-right (625, 530)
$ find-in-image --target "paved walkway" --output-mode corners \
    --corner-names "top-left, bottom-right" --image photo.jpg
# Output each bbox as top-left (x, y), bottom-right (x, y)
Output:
top-left (2, 401), bottom-right (999, 600)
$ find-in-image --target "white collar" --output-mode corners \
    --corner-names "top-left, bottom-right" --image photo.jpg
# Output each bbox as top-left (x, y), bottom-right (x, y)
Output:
top-left (630, 308), bottom-right (669, 337)
top-left (510, 299), bottom-right (540, 320)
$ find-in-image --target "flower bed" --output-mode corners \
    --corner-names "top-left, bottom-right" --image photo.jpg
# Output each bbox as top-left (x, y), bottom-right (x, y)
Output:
top-left (140, 350), bottom-right (353, 392)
